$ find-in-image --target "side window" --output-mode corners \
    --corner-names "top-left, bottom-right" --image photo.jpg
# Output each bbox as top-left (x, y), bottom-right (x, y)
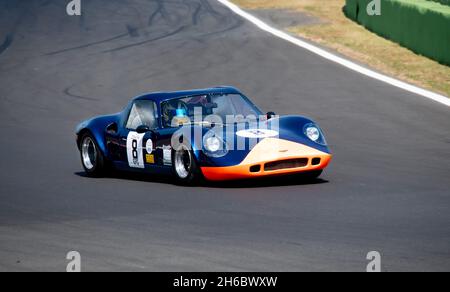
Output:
top-left (126, 100), bottom-right (158, 130)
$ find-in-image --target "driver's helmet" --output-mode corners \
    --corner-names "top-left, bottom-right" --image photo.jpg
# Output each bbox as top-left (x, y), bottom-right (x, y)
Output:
top-left (163, 100), bottom-right (190, 127)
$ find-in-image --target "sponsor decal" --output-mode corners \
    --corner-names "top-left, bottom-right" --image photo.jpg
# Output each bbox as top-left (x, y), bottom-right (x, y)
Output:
top-left (163, 145), bottom-right (172, 166)
top-left (145, 154), bottom-right (155, 164)
top-left (236, 129), bottom-right (279, 139)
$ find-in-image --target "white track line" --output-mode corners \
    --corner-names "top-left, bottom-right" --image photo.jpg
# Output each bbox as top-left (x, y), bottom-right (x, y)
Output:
top-left (217, 0), bottom-right (450, 107)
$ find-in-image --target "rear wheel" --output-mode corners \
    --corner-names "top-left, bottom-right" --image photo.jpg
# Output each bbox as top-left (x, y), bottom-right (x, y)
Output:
top-left (79, 133), bottom-right (106, 177)
top-left (172, 144), bottom-right (201, 185)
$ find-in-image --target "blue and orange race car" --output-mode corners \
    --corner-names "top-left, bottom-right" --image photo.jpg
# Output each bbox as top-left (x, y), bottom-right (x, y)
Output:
top-left (76, 87), bottom-right (332, 184)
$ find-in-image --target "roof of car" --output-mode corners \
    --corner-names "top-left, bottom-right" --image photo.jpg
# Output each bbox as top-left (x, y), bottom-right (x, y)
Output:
top-left (133, 86), bottom-right (242, 103)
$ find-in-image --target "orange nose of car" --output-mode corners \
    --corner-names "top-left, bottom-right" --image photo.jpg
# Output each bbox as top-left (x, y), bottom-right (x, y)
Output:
top-left (201, 138), bottom-right (332, 181)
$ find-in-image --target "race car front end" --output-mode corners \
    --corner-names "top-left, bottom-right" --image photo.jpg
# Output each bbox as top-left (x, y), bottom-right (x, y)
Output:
top-left (200, 137), bottom-right (332, 181)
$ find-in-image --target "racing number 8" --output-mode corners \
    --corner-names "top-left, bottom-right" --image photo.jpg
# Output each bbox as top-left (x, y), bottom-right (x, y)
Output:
top-left (132, 139), bottom-right (138, 160)
top-left (127, 132), bottom-right (145, 169)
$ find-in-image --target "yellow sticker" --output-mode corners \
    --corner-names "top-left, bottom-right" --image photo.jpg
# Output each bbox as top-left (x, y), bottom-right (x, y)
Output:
top-left (145, 154), bottom-right (155, 164)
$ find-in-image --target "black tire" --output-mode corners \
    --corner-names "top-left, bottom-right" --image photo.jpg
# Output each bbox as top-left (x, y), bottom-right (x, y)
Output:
top-left (171, 144), bottom-right (202, 185)
top-left (79, 132), bottom-right (106, 177)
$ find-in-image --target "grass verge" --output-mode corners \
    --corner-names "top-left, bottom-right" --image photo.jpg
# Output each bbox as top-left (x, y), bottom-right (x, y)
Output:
top-left (232, 0), bottom-right (450, 97)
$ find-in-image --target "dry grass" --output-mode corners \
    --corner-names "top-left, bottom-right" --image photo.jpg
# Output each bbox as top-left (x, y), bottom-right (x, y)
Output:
top-left (232, 0), bottom-right (450, 97)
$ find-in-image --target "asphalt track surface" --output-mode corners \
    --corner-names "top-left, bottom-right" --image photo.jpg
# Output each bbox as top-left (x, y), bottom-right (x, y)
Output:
top-left (0, 0), bottom-right (449, 272)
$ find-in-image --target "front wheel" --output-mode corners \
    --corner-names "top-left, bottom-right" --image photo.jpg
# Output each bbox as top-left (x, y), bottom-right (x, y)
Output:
top-left (172, 144), bottom-right (201, 185)
top-left (79, 133), bottom-right (106, 177)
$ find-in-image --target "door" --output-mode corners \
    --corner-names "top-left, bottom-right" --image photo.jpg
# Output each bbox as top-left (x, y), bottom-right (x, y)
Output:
top-left (116, 100), bottom-right (159, 171)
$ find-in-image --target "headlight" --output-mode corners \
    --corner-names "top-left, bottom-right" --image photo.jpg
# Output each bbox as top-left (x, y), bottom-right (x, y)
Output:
top-left (204, 136), bottom-right (221, 152)
top-left (303, 123), bottom-right (327, 145)
top-left (203, 133), bottom-right (228, 158)
top-left (305, 126), bottom-right (320, 142)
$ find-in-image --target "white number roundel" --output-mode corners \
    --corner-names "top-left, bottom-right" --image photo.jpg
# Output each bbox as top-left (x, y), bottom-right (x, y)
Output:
top-left (127, 132), bottom-right (145, 169)
top-left (146, 139), bottom-right (153, 154)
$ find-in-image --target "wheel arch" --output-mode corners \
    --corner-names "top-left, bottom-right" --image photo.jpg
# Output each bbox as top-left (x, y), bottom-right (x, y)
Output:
top-left (76, 114), bottom-right (120, 156)
top-left (170, 126), bottom-right (203, 161)
top-left (76, 127), bottom-right (107, 157)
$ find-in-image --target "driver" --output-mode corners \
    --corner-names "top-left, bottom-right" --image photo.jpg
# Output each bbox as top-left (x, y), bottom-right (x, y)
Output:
top-left (162, 100), bottom-right (190, 127)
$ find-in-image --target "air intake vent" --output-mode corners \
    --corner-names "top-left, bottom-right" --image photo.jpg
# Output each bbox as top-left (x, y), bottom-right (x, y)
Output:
top-left (250, 165), bottom-right (261, 173)
top-left (264, 158), bottom-right (308, 171)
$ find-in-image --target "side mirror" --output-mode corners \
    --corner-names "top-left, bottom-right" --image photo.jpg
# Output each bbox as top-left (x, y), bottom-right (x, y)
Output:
top-left (267, 112), bottom-right (276, 119)
top-left (136, 125), bottom-right (151, 134)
